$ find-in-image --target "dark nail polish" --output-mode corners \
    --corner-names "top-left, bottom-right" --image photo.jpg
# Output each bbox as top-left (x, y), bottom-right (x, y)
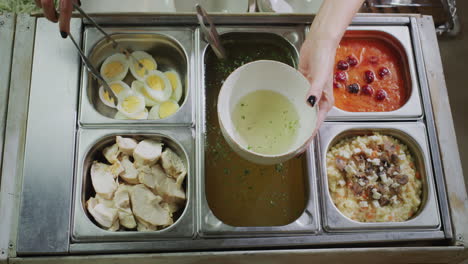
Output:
top-left (307, 95), bottom-right (317, 107)
top-left (60, 31), bottom-right (68, 39)
top-left (78, 0), bottom-right (82, 6)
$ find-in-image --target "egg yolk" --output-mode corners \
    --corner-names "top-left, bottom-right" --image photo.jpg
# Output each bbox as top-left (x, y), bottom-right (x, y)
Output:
top-left (165, 72), bottom-right (179, 92)
top-left (122, 96), bottom-right (142, 114)
top-left (103, 91), bottom-right (114, 104)
top-left (146, 75), bottom-right (165, 91)
top-left (103, 61), bottom-right (124, 79)
top-left (159, 101), bottom-right (179, 119)
top-left (135, 59), bottom-right (156, 78)
top-left (110, 83), bottom-right (124, 95)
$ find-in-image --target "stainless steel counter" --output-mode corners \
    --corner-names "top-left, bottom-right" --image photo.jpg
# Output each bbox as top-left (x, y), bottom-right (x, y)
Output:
top-left (0, 12), bottom-right (467, 264)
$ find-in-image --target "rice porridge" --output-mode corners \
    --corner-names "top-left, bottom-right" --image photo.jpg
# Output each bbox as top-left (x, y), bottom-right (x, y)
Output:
top-left (326, 133), bottom-right (422, 222)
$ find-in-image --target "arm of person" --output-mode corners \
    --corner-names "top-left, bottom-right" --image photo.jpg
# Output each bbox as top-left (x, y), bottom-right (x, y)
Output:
top-left (35, 0), bottom-right (79, 38)
top-left (299, 0), bottom-right (364, 148)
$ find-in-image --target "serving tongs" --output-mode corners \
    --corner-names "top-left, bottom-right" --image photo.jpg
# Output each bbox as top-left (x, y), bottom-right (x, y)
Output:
top-left (196, 4), bottom-right (226, 60)
top-left (69, 3), bottom-right (149, 106)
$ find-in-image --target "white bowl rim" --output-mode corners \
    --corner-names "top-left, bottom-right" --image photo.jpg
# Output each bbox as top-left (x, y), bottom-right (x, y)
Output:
top-left (217, 59), bottom-right (318, 159)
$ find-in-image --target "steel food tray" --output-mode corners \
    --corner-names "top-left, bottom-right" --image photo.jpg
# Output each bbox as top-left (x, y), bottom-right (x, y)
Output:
top-left (72, 127), bottom-right (195, 242)
top-left (317, 122), bottom-right (440, 231)
top-left (196, 26), bottom-right (320, 236)
top-left (79, 27), bottom-right (196, 126)
top-left (327, 26), bottom-right (423, 121)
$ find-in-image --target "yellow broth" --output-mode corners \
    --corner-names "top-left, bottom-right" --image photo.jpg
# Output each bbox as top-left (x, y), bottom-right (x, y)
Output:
top-left (204, 35), bottom-right (307, 226)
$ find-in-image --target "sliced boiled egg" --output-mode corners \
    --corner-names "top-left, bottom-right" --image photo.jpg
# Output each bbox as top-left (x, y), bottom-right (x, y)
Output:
top-left (144, 70), bottom-right (172, 103)
top-left (131, 80), bottom-right (158, 107)
top-left (100, 53), bottom-right (129, 82)
top-left (117, 91), bottom-right (146, 119)
top-left (149, 100), bottom-right (180, 120)
top-left (98, 81), bottom-right (131, 108)
top-left (164, 70), bottom-right (183, 103)
top-left (115, 108), bottom-right (148, 120)
top-left (129, 51), bottom-right (158, 81)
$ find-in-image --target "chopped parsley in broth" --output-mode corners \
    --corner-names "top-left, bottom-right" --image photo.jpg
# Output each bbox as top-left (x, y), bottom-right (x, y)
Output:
top-left (204, 35), bottom-right (307, 227)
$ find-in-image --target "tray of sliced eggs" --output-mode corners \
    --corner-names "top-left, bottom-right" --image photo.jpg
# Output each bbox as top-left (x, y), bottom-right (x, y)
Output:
top-left (79, 30), bottom-right (194, 126)
top-left (99, 51), bottom-right (183, 120)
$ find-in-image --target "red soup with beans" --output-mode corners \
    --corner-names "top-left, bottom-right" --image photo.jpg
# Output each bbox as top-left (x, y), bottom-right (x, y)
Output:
top-left (333, 37), bottom-right (410, 112)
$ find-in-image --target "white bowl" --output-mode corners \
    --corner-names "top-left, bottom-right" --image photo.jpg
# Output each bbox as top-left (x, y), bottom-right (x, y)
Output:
top-left (217, 60), bottom-right (318, 165)
top-left (174, 0), bottom-right (249, 13)
top-left (258, 0), bottom-right (323, 13)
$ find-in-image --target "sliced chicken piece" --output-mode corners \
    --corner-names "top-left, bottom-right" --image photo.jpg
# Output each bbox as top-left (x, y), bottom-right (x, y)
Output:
top-left (90, 161), bottom-right (118, 199)
top-left (114, 184), bottom-right (137, 229)
top-left (116, 136), bottom-right (138, 155)
top-left (161, 148), bottom-right (187, 186)
top-left (120, 155), bottom-right (139, 184)
top-left (103, 143), bottom-right (120, 164)
top-left (108, 161), bottom-right (124, 179)
top-left (86, 197), bottom-right (118, 229)
top-left (137, 165), bottom-right (156, 189)
top-left (95, 193), bottom-right (115, 208)
top-left (133, 140), bottom-right (163, 166)
top-left (130, 184), bottom-right (172, 227)
top-left (108, 218), bottom-right (120, 231)
top-left (152, 164), bottom-right (186, 204)
top-left (135, 217), bottom-right (158, 231)
top-left (161, 202), bottom-right (180, 215)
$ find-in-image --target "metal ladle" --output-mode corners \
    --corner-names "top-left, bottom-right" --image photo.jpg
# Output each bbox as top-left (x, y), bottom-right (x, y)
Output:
top-left (196, 4), bottom-right (226, 59)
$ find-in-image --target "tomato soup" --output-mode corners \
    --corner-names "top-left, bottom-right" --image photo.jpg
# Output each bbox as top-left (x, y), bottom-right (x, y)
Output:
top-left (333, 38), bottom-right (409, 112)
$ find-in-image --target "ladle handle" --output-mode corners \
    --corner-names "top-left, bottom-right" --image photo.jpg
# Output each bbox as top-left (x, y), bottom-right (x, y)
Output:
top-left (196, 4), bottom-right (226, 59)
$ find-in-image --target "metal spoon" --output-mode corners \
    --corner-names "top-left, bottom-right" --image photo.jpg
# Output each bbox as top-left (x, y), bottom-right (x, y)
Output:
top-left (196, 4), bottom-right (226, 60)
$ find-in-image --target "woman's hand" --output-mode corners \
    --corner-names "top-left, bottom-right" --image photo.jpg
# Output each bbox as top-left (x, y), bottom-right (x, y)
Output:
top-left (34, 0), bottom-right (79, 38)
top-left (296, 0), bottom-right (364, 153)
top-left (299, 37), bottom-right (337, 139)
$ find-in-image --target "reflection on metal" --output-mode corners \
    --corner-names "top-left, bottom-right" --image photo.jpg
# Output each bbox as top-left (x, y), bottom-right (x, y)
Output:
top-left (0, 12), bottom-right (16, 262)
top-left (0, 14), bottom-right (34, 261)
top-left (17, 18), bottom-right (82, 254)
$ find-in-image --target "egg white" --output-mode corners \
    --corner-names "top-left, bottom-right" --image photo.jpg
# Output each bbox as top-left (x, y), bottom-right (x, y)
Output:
top-left (164, 70), bottom-right (183, 103)
top-left (149, 100), bottom-right (180, 120)
top-left (129, 51), bottom-right (158, 81)
top-left (98, 81), bottom-right (131, 108)
top-left (131, 80), bottom-right (159, 107)
top-left (143, 70), bottom-right (173, 103)
top-left (115, 108), bottom-right (148, 120)
top-left (100, 53), bottom-right (129, 82)
top-left (116, 91), bottom-right (146, 119)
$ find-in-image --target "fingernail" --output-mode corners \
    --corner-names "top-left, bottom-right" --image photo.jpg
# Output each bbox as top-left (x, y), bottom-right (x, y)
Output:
top-left (307, 95), bottom-right (317, 107)
top-left (60, 31), bottom-right (68, 39)
top-left (78, 0), bottom-right (82, 6)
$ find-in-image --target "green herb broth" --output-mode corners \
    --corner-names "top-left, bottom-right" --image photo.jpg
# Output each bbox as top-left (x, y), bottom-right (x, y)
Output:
top-left (204, 33), bottom-right (308, 227)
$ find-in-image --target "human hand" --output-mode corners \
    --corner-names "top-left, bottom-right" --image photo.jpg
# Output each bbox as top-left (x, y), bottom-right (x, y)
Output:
top-left (34, 0), bottom-right (80, 38)
top-left (296, 37), bottom-right (338, 152)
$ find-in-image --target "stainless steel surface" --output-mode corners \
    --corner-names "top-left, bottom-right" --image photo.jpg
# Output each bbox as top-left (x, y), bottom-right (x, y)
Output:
top-left (79, 27), bottom-right (195, 126)
top-left (4, 14), bottom-right (461, 258)
top-left (0, 14), bottom-right (30, 262)
top-left (17, 18), bottom-right (82, 255)
top-left (327, 26), bottom-right (423, 121)
top-left (197, 26), bottom-right (319, 236)
top-left (410, 16), bottom-right (453, 241)
top-left (196, 4), bottom-right (226, 59)
top-left (318, 122), bottom-right (440, 231)
top-left (0, 13), bottom-right (15, 186)
top-left (72, 128), bottom-right (195, 242)
top-left (418, 15), bottom-right (467, 246)
top-left (69, 33), bottom-right (118, 106)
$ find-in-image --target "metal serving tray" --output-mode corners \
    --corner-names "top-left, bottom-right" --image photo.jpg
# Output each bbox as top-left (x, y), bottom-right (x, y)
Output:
top-left (318, 122), bottom-right (440, 232)
top-left (327, 26), bottom-right (423, 121)
top-left (72, 128), bottom-right (195, 242)
top-left (79, 27), bottom-right (196, 126)
top-left (197, 26), bottom-right (320, 236)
